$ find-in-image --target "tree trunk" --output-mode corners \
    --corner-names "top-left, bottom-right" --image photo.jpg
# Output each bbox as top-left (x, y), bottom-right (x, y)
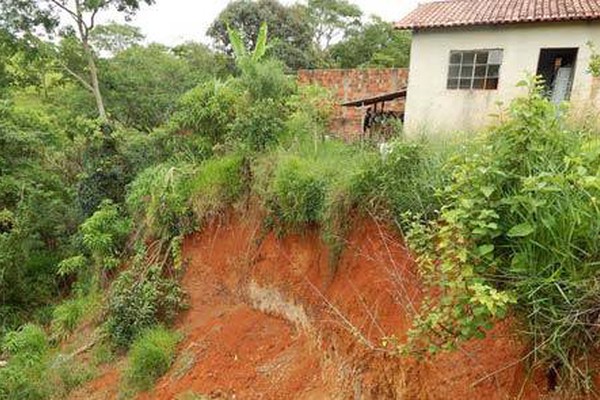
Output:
top-left (83, 40), bottom-right (107, 121)
top-left (75, 0), bottom-right (108, 121)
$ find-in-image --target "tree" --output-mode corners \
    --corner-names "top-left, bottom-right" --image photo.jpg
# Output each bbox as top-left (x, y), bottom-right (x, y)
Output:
top-left (307, 0), bottom-right (362, 51)
top-left (90, 21), bottom-right (145, 56)
top-left (102, 43), bottom-right (199, 131)
top-left (172, 41), bottom-right (230, 79)
top-left (328, 17), bottom-right (411, 68)
top-left (1, 0), bottom-right (155, 121)
top-left (207, 0), bottom-right (316, 70)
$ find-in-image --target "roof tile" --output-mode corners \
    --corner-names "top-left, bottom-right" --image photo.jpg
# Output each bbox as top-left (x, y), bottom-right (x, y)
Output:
top-left (395, 0), bottom-right (600, 29)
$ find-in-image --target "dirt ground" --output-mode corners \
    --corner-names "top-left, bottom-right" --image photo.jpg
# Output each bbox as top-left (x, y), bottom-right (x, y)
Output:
top-left (72, 211), bottom-right (557, 399)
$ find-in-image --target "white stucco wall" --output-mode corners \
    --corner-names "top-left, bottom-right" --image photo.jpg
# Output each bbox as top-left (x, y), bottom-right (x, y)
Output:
top-left (404, 22), bottom-right (600, 135)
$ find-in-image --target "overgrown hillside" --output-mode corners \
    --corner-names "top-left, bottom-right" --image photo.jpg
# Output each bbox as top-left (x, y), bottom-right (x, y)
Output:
top-left (2, 2), bottom-right (600, 399)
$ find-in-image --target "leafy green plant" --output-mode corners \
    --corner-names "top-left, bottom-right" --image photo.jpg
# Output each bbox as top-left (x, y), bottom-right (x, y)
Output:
top-left (403, 77), bottom-right (600, 390)
top-left (0, 324), bottom-right (50, 400)
top-left (263, 155), bottom-right (327, 231)
top-left (126, 163), bottom-right (197, 242)
top-left (587, 41), bottom-right (600, 78)
top-left (124, 326), bottom-right (180, 391)
top-left (170, 79), bottom-right (244, 145)
top-left (79, 200), bottom-right (131, 285)
top-left (106, 264), bottom-right (185, 349)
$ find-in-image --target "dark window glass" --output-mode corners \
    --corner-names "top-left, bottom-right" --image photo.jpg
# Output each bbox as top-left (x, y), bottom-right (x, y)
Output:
top-left (487, 65), bottom-right (500, 78)
top-left (472, 78), bottom-right (485, 89)
top-left (460, 66), bottom-right (473, 78)
top-left (463, 52), bottom-right (475, 64)
top-left (447, 79), bottom-right (459, 89)
top-left (459, 79), bottom-right (471, 89)
top-left (485, 78), bottom-right (499, 89)
top-left (476, 52), bottom-right (488, 64)
top-left (448, 65), bottom-right (460, 78)
top-left (450, 52), bottom-right (462, 64)
top-left (474, 65), bottom-right (487, 78)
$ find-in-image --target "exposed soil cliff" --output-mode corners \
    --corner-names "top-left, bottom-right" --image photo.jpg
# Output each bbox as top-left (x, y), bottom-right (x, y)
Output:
top-left (73, 211), bottom-right (555, 399)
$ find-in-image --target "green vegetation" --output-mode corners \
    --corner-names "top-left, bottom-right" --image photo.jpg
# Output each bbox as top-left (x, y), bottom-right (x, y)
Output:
top-left (588, 41), bottom-right (600, 77)
top-left (404, 79), bottom-right (600, 391)
top-left (124, 327), bottom-right (180, 391)
top-left (2, 0), bottom-right (600, 397)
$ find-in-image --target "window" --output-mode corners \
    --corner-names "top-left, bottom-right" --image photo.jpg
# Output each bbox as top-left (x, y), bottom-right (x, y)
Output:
top-left (447, 49), bottom-right (503, 90)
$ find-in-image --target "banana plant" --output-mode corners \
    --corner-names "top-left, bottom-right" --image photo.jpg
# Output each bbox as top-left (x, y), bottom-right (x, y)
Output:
top-left (227, 22), bottom-right (269, 71)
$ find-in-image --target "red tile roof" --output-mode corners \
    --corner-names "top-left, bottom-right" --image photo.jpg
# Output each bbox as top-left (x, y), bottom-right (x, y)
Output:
top-left (395, 0), bottom-right (600, 29)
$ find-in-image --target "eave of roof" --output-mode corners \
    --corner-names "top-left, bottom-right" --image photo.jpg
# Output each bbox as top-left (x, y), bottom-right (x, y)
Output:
top-left (394, 0), bottom-right (600, 30)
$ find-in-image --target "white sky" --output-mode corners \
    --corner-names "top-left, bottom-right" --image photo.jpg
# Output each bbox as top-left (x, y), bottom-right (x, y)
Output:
top-left (104, 0), bottom-right (423, 47)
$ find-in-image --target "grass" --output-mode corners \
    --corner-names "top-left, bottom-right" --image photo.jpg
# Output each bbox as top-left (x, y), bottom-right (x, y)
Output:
top-left (51, 293), bottom-right (101, 341)
top-left (124, 326), bottom-right (180, 392)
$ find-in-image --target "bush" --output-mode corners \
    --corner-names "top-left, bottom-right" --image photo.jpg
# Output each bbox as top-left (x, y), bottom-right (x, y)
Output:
top-left (263, 155), bottom-right (328, 231)
top-left (2, 324), bottom-right (48, 357)
top-left (170, 79), bottom-right (243, 145)
top-left (77, 129), bottom-right (132, 217)
top-left (126, 163), bottom-right (197, 242)
top-left (404, 78), bottom-right (600, 389)
top-left (0, 324), bottom-right (50, 400)
top-left (125, 327), bottom-right (179, 391)
top-left (229, 99), bottom-right (286, 151)
top-left (106, 265), bottom-right (185, 349)
top-left (81, 200), bottom-right (131, 273)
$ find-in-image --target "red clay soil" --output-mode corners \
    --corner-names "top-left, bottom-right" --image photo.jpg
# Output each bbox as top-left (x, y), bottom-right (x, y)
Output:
top-left (77, 210), bottom-right (563, 399)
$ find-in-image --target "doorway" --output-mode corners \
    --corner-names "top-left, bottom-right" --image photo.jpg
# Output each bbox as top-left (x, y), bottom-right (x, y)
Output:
top-left (536, 48), bottom-right (578, 103)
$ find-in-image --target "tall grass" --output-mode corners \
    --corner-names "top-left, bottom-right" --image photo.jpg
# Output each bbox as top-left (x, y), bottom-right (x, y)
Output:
top-left (124, 327), bottom-right (180, 392)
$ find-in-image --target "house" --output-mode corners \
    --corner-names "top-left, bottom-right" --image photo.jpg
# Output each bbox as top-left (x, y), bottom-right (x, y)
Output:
top-left (396, 0), bottom-right (600, 134)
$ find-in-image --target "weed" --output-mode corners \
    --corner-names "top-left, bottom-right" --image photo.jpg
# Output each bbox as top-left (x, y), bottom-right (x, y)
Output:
top-left (51, 293), bottom-right (100, 341)
top-left (124, 326), bottom-right (180, 392)
top-left (403, 77), bottom-right (600, 390)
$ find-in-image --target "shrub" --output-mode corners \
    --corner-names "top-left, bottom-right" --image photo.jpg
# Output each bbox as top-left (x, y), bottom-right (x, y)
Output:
top-left (285, 85), bottom-right (335, 146)
top-left (236, 58), bottom-right (294, 102)
top-left (81, 200), bottom-right (131, 274)
top-left (229, 98), bottom-right (286, 151)
top-left (77, 129), bottom-right (132, 217)
top-left (264, 155), bottom-right (328, 231)
top-left (106, 265), bottom-right (185, 349)
top-left (126, 163), bottom-right (197, 242)
top-left (125, 327), bottom-right (179, 391)
top-left (0, 324), bottom-right (50, 400)
top-left (170, 79), bottom-right (243, 145)
top-left (404, 78), bottom-right (600, 389)
top-left (2, 324), bottom-right (48, 358)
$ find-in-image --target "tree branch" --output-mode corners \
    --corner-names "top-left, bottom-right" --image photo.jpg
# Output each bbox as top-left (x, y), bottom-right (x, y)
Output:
top-left (58, 63), bottom-right (94, 93)
top-left (88, 8), bottom-right (99, 31)
top-left (48, 0), bottom-right (80, 24)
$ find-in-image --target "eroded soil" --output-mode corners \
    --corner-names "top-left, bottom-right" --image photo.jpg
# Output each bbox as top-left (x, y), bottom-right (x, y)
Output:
top-left (72, 211), bottom-right (555, 399)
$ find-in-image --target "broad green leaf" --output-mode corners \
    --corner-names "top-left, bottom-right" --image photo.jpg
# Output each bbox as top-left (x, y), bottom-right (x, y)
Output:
top-left (477, 244), bottom-right (494, 256)
top-left (507, 223), bottom-right (534, 238)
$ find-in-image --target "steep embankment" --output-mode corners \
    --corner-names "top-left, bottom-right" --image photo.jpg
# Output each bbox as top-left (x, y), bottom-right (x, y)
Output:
top-left (76, 210), bottom-right (552, 399)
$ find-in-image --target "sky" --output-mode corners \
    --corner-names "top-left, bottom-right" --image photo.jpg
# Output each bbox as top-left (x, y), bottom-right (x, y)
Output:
top-left (103, 0), bottom-right (423, 47)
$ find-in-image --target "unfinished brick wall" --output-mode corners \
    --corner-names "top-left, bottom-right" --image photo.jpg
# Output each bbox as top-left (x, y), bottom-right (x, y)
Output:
top-left (297, 68), bottom-right (409, 140)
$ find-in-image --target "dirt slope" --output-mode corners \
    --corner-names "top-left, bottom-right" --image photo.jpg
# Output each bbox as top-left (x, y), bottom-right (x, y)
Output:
top-left (75, 211), bottom-right (555, 399)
